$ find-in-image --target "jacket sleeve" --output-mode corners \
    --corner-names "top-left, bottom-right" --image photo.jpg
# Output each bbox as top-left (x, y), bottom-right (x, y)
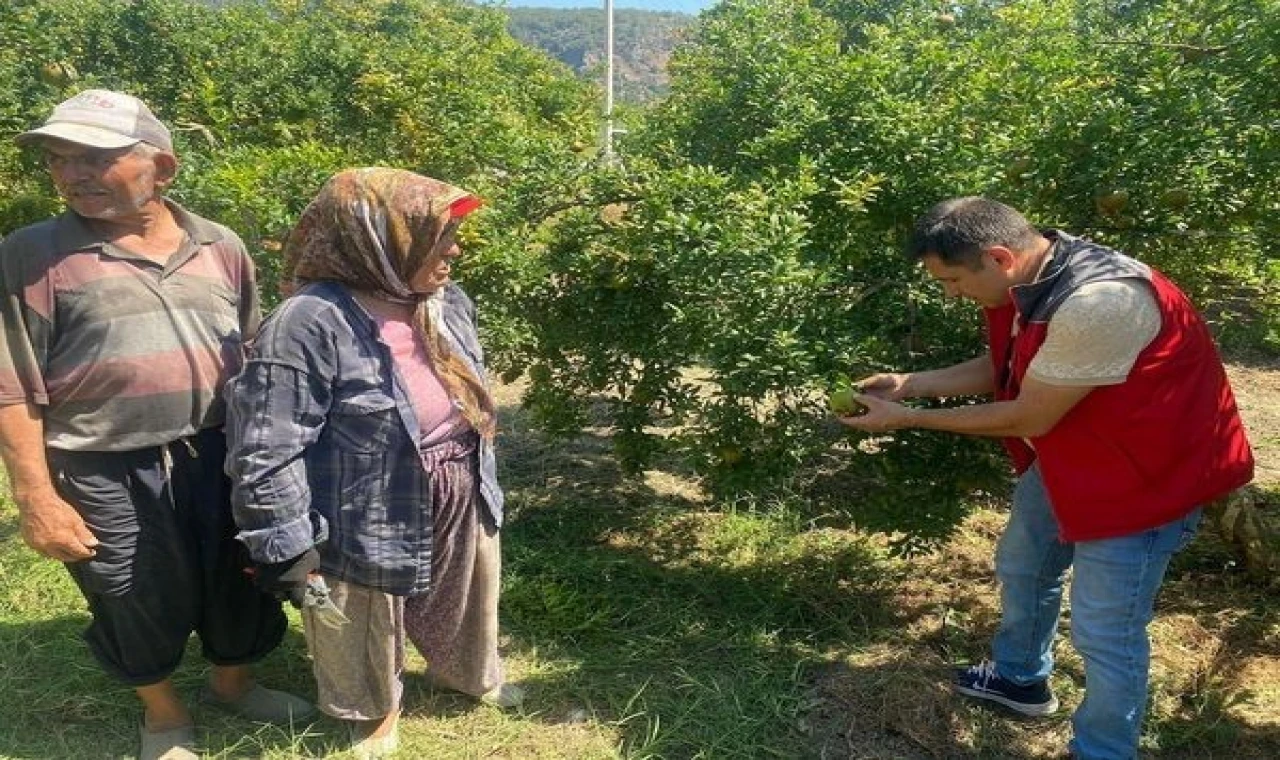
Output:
top-left (224, 297), bottom-right (337, 563)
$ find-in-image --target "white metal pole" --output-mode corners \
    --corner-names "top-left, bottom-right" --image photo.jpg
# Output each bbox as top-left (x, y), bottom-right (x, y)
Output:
top-left (602, 0), bottom-right (616, 163)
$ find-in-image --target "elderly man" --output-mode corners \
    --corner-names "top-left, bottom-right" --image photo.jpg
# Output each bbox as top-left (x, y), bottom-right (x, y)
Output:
top-left (838, 197), bottom-right (1253, 759)
top-left (0, 90), bottom-right (312, 760)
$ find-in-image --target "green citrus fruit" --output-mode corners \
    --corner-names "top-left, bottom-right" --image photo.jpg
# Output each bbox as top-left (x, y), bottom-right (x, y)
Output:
top-left (1160, 188), bottom-right (1191, 209)
top-left (717, 446), bottom-right (744, 465)
top-left (1094, 189), bottom-right (1129, 217)
top-left (828, 387), bottom-right (864, 416)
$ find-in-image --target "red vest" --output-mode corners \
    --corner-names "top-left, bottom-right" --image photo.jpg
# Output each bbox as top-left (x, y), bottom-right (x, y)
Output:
top-left (985, 232), bottom-right (1254, 541)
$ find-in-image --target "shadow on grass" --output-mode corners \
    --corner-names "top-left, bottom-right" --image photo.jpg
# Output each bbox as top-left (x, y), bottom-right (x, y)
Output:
top-left (1140, 535), bottom-right (1280, 759)
top-left (1, 392), bottom-right (1272, 758)
top-left (0, 615), bottom-right (133, 759)
top-left (491, 393), bottom-right (1280, 758)
top-left (0, 612), bottom-right (347, 759)
top-left (808, 655), bottom-right (1280, 760)
top-left (492, 401), bottom-right (913, 757)
top-left (1148, 711), bottom-right (1280, 760)
top-left (0, 503), bottom-right (340, 758)
top-left (797, 550), bottom-right (1280, 760)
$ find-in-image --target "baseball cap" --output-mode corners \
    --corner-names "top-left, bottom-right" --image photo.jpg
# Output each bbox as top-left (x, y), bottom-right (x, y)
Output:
top-left (15, 89), bottom-right (173, 152)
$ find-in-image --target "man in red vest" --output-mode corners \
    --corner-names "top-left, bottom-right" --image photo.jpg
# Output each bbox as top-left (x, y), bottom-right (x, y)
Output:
top-left (838, 197), bottom-right (1254, 759)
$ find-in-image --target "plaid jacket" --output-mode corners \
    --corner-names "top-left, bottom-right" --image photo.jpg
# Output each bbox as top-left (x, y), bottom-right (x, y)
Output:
top-left (225, 280), bottom-right (503, 595)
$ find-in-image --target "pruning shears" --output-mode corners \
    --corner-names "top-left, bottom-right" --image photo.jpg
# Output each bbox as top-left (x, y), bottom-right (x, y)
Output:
top-left (301, 574), bottom-right (350, 627)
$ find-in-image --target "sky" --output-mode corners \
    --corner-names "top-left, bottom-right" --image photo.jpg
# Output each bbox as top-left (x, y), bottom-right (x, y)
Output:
top-left (505, 0), bottom-right (717, 13)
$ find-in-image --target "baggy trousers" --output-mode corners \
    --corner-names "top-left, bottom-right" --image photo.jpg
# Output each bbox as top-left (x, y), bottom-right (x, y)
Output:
top-left (48, 427), bottom-right (286, 686)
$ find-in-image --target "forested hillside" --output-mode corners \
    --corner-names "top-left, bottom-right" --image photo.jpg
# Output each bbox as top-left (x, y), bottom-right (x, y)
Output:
top-left (505, 7), bottom-right (693, 102)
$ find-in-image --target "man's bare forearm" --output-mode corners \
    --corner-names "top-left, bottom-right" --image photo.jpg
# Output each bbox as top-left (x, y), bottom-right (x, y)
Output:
top-left (903, 355), bottom-right (995, 398)
top-left (0, 402), bottom-right (98, 560)
top-left (0, 402), bottom-right (56, 504)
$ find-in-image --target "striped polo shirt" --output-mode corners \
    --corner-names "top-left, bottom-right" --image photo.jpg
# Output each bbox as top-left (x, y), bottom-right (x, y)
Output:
top-left (0, 202), bottom-right (260, 451)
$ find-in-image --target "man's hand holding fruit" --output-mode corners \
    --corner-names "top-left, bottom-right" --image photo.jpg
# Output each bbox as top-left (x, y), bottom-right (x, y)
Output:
top-left (831, 373), bottom-right (916, 433)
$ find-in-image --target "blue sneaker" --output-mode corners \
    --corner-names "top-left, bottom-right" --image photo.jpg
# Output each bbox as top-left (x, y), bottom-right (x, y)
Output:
top-left (953, 660), bottom-right (1059, 717)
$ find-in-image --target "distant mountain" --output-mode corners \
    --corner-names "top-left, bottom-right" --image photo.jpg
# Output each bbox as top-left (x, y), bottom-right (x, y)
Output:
top-left (505, 7), bottom-right (694, 103)
top-left (194, 1), bottom-right (692, 104)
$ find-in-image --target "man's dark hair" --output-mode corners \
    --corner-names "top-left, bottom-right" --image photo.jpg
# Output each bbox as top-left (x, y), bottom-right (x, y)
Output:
top-left (905, 197), bottom-right (1041, 269)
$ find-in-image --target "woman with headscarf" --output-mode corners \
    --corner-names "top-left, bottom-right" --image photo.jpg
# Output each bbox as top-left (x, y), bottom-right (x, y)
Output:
top-left (224, 168), bottom-right (519, 758)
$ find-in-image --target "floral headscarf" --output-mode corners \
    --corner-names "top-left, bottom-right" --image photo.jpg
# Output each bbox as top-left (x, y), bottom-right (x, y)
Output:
top-left (283, 167), bottom-right (496, 440)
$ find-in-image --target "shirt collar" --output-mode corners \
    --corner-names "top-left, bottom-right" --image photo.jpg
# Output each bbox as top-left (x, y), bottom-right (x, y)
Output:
top-left (50, 199), bottom-right (224, 255)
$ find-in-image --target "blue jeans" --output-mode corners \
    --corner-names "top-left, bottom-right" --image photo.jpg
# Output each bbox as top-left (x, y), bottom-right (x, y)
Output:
top-left (991, 465), bottom-right (1201, 760)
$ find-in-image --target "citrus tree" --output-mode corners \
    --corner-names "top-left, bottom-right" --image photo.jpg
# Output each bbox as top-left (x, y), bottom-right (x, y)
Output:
top-left (0, 0), bottom-right (597, 299)
top-left (505, 0), bottom-right (1278, 546)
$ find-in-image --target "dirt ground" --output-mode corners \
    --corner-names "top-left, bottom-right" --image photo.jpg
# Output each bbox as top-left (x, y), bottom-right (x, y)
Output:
top-left (1227, 360), bottom-right (1280, 486)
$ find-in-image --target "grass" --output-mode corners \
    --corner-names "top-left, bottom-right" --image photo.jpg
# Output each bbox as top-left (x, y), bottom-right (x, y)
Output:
top-left (0, 390), bottom-right (1276, 758)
